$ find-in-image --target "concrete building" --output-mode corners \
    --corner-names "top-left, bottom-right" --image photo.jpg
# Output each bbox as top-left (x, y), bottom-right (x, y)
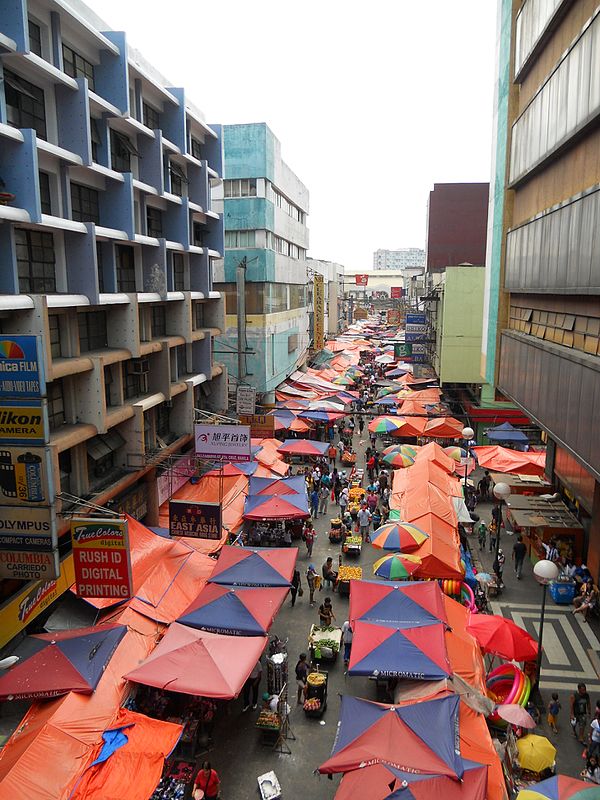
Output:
top-left (343, 268), bottom-right (425, 303)
top-left (483, 0), bottom-right (600, 578)
top-left (426, 183), bottom-right (489, 273)
top-left (307, 258), bottom-right (344, 337)
top-left (213, 123), bottom-right (310, 401)
top-left (0, 0), bottom-right (225, 640)
top-left (372, 247), bottom-right (425, 270)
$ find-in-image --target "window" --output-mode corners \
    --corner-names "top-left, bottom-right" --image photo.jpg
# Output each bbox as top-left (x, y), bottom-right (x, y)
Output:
top-left (71, 183), bottom-right (99, 224)
top-left (4, 70), bottom-right (46, 139)
top-left (224, 230), bottom-right (256, 248)
top-left (15, 229), bottom-right (56, 293)
top-left (28, 19), bottom-right (42, 57)
top-left (124, 362), bottom-right (148, 399)
top-left (169, 161), bottom-right (188, 197)
top-left (142, 102), bottom-right (159, 130)
top-left (173, 253), bottom-right (185, 291)
top-left (39, 172), bottom-right (51, 215)
top-left (78, 311), bottom-right (107, 352)
top-left (192, 223), bottom-right (203, 247)
top-left (156, 403), bottom-right (170, 439)
top-left (152, 305), bottom-right (166, 337)
top-left (49, 314), bottom-right (61, 358)
top-left (62, 44), bottom-right (95, 90)
top-left (59, 449), bottom-right (72, 494)
top-left (110, 130), bottom-right (140, 173)
top-left (290, 285), bottom-right (306, 309)
top-left (224, 178), bottom-right (257, 198)
top-left (116, 245), bottom-right (136, 292)
top-left (288, 333), bottom-right (298, 353)
top-left (47, 380), bottom-right (65, 429)
top-left (143, 411), bottom-right (155, 452)
top-left (190, 137), bottom-right (202, 160)
top-left (96, 243), bottom-right (105, 293)
top-left (176, 345), bottom-right (186, 378)
top-left (104, 366), bottom-right (115, 407)
top-left (90, 117), bottom-right (102, 162)
top-left (193, 303), bottom-right (204, 330)
top-left (146, 206), bottom-right (163, 238)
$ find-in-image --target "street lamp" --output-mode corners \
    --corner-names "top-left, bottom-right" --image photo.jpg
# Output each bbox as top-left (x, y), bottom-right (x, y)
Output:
top-left (533, 559), bottom-right (560, 689)
top-left (461, 426), bottom-right (474, 488)
top-left (492, 482), bottom-right (511, 565)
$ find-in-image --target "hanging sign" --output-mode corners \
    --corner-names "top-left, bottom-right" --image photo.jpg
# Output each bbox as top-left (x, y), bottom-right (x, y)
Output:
top-left (355, 275), bottom-right (369, 286)
top-left (194, 424), bottom-right (252, 462)
top-left (236, 385), bottom-right (257, 415)
top-left (0, 446), bottom-right (53, 507)
top-left (0, 548), bottom-right (60, 581)
top-left (0, 335), bottom-right (45, 398)
top-left (169, 500), bottom-right (222, 539)
top-left (0, 506), bottom-right (57, 550)
top-left (71, 518), bottom-right (132, 599)
top-left (390, 287), bottom-right (404, 298)
top-left (0, 399), bottom-right (47, 445)
top-left (313, 275), bottom-right (325, 350)
top-left (239, 414), bottom-right (276, 438)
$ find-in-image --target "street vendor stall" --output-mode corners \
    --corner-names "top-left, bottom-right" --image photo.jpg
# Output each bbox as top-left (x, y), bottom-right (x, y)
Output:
top-left (337, 565), bottom-right (363, 596)
top-left (308, 624), bottom-right (342, 663)
top-left (304, 669), bottom-right (328, 717)
top-left (488, 470), bottom-right (552, 496)
top-left (503, 495), bottom-right (583, 563)
top-left (342, 535), bottom-right (362, 556)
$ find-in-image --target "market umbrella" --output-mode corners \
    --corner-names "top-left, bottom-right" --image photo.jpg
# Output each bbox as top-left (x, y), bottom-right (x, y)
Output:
top-left (516, 734), bottom-right (557, 773)
top-left (371, 522), bottom-right (429, 552)
top-left (277, 439), bottom-right (330, 457)
top-left (298, 410), bottom-right (346, 422)
top-left (389, 417), bottom-right (428, 437)
top-left (124, 624), bottom-right (267, 699)
top-left (373, 553), bottom-right (422, 580)
top-left (466, 613), bottom-right (539, 661)
top-left (318, 694), bottom-right (463, 777)
top-left (208, 545), bottom-right (297, 587)
top-left (0, 624), bottom-right (126, 701)
top-left (248, 475), bottom-right (306, 495)
top-left (333, 375), bottom-right (355, 385)
top-left (368, 416), bottom-right (405, 434)
top-left (177, 584), bottom-right (288, 636)
top-left (243, 494), bottom-right (310, 520)
top-left (349, 580), bottom-right (448, 628)
top-left (423, 417), bottom-right (464, 438)
top-left (486, 421), bottom-right (529, 444)
top-left (382, 451), bottom-right (415, 468)
top-left (382, 444), bottom-right (419, 458)
top-left (348, 620), bottom-right (450, 679)
top-left (443, 446), bottom-right (468, 462)
top-left (517, 775), bottom-right (599, 800)
top-left (495, 703), bottom-right (536, 729)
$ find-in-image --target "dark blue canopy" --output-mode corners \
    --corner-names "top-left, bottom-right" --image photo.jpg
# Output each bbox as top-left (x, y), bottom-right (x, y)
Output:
top-left (486, 422), bottom-right (528, 443)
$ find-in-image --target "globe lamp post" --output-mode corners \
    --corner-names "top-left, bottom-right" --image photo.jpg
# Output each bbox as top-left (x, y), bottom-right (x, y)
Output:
top-left (461, 426), bottom-right (474, 487)
top-left (533, 559), bottom-right (560, 689)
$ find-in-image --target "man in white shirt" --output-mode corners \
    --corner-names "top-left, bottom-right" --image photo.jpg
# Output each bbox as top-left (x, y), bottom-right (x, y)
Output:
top-left (357, 506), bottom-right (371, 542)
top-left (341, 620), bottom-right (353, 667)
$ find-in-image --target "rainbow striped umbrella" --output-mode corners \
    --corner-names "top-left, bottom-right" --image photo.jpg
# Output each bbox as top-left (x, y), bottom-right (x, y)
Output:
top-left (382, 451), bottom-right (414, 468)
top-left (333, 375), bottom-right (355, 385)
top-left (382, 444), bottom-right (419, 458)
top-left (368, 416), bottom-right (404, 434)
top-left (443, 446), bottom-right (468, 462)
top-left (373, 553), bottom-right (422, 580)
top-left (371, 522), bottom-right (429, 552)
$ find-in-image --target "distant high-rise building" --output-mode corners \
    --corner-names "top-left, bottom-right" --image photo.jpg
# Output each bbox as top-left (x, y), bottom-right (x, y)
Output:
top-left (426, 183), bottom-right (489, 272)
top-left (373, 248), bottom-right (425, 270)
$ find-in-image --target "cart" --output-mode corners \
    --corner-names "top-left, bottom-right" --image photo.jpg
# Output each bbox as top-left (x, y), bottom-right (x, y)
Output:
top-left (304, 669), bottom-right (328, 717)
top-left (309, 624), bottom-right (342, 663)
top-left (342, 536), bottom-right (362, 557)
top-left (337, 565), bottom-right (362, 597)
top-left (329, 517), bottom-right (344, 544)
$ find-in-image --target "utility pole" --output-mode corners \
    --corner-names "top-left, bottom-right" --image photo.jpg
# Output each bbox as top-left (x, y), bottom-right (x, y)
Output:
top-left (236, 256), bottom-right (247, 384)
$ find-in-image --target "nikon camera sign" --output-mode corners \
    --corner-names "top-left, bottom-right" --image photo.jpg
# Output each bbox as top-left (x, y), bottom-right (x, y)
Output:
top-left (0, 399), bottom-right (48, 445)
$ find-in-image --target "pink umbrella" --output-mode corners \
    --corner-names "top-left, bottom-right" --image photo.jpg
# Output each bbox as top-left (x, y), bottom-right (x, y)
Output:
top-left (495, 703), bottom-right (536, 729)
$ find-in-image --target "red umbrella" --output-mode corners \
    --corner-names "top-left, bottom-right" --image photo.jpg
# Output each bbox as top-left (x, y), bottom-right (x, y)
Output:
top-left (277, 439), bottom-right (330, 457)
top-left (423, 417), bottom-right (464, 438)
top-left (467, 613), bottom-right (538, 661)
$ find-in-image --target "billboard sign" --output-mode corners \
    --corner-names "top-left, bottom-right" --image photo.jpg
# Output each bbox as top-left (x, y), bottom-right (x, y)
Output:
top-left (0, 335), bottom-right (45, 398)
top-left (313, 274), bottom-right (325, 350)
top-left (355, 274), bottom-right (369, 286)
top-left (0, 399), bottom-right (47, 445)
top-left (239, 414), bottom-right (276, 438)
top-left (0, 548), bottom-right (60, 581)
top-left (394, 342), bottom-right (413, 359)
top-left (194, 424), bottom-right (252, 462)
top-left (236, 385), bottom-right (257, 416)
top-left (0, 506), bottom-right (57, 551)
top-left (0, 446), bottom-right (53, 507)
top-left (169, 500), bottom-right (222, 539)
top-left (71, 518), bottom-right (133, 599)
top-left (390, 287), bottom-right (404, 299)
top-left (406, 313), bottom-right (426, 325)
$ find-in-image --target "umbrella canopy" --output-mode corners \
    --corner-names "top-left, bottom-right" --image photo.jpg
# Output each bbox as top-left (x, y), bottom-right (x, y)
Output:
top-left (467, 613), bottom-right (538, 661)
top-left (0, 624), bottom-right (126, 701)
top-left (208, 545), bottom-right (297, 587)
top-left (298, 410), bottom-right (346, 422)
top-left (496, 703), bottom-right (536, 729)
top-left (382, 451), bottom-right (415, 468)
top-left (382, 444), bottom-right (419, 458)
top-left (176, 584), bottom-right (288, 636)
top-left (516, 734), bottom-right (557, 773)
top-left (277, 439), bottom-right (329, 457)
top-left (124, 623), bottom-right (267, 699)
top-left (517, 775), bottom-right (598, 800)
top-left (350, 580), bottom-right (449, 628)
top-left (423, 417), bottom-right (464, 438)
top-left (333, 375), bottom-right (355, 385)
top-left (486, 421), bottom-right (529, 443)
top-left (348, 620), bottom-right (450, 679)
top-left (371, 522), bottom-right (429, 552)
top-left (243, 493), bottom-right (309, 520)
top-left (444, 446), bottom-right (468, 462)
top-left (390, 417), bottom-right (428, 437)
top-left (368, 416), bottom-right (405, 434)
top-left (248, 475), bottom-right (306, 495)
top-left (318, 694), bottom-right (463, 777)
top-left (373, 553), bottom-right (422, 580)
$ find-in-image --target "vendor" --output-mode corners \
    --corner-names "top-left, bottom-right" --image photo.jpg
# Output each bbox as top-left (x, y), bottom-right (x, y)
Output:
top-left (193, 762), bottom-right (220, 800)
top-left (262, 691), bottom-right (279, 712)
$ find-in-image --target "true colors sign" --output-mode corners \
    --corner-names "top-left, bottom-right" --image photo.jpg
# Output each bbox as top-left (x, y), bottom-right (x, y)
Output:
top-left (71, 518), bottom-right (132, 599)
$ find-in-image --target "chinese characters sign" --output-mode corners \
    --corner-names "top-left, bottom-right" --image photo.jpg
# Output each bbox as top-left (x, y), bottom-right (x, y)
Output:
top-left (390, 287), bottom-right (404, 298)
top-left (313, 274), bottom-right (325, 351)
top-left (71, 518), bottom-right (132, 599)
top-left (355, 274), bottom-right (369, 286)
top-left (194, 424), bottom-right (252, 462)
top-left (169, 500), bottom-right (222, 539)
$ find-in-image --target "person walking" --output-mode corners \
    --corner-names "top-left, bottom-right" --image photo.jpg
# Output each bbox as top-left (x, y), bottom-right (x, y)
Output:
top-left (547, 692), bottom-right (561, 734)
top-left (339, 487), bottom-right (349, 515)
top-left (290, 569), bottom-right (302, 607)
top-left (493, 548), bottom-right (505, 589)
top-left (341, 620), bottom-right (353, 669)
top-left (242, 659), bottom-right (263, 711)
top-left (366, 454), bottom-right (376, 482)
top-left (489, 521), bottom-right (498, 554)
top-left (193, 762), bottom-right (221, 800)
top-left (477, 520), bottom-right (487, 551)
top-left (357, 505), bottom-right (372, 542)
top-left (512, 535), bottom-right (527, 579)
top-left (588, 713), bottom-right (600, 758)
top-left (318, 483), bottom-right (329, 516)
top-left (327, 442), bottom-right (337, 467)
top-left (358, 416), bottom-right (364, 435)
top-left (303, 521), bottom-right (316, 558)
top-left (295, 653), bottom-right (310, 705)
top-left (306, 563), bottom-right (317, 606)
top-left (571, 683), bottom-right (591, 744)
top-left (310, 487), bottom-right (319, 519)
top-left (318, 596), bottom-right (336, 626)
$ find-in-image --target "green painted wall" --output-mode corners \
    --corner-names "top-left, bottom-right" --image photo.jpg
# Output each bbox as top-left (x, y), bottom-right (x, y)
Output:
top-left (438, 267), bottom-right (486, 383)
top-left (222, 123), bottom-right (275, 182)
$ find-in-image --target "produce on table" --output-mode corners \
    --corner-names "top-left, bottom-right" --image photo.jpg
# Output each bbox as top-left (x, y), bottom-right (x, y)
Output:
top-left (317, 639), bottom-right (339, 652)
top-left (337, 565), bottom-right (363, 582)
top-left (348, 487), bottom-right (366, 501)
top-left (307, 672), bottom-right (326, 687)
top-left (303, 698), bottom-right (321, 711)
top-left (256, 710), bottom-right (280, 729)
top-left (344, 536), bottom-right (362, 546)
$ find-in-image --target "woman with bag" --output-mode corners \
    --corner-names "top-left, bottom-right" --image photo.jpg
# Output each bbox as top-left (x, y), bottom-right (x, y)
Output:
top-left (193, 762), bottom-right (220, 800)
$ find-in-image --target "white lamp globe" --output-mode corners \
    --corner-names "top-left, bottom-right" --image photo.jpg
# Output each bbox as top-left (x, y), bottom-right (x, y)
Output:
top-left (493, 482), bottom-right (511, 502)
top-left (533, 559), bottom-right (560, 585)
top-left (462, 427), bottom-right (474, 440)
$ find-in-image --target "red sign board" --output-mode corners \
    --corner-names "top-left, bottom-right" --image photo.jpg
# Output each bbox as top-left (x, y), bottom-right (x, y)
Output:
top-left (390, 287), bottom-right (404, 298)
top-left (71, 518), bottom-right (132, 599)
top-left (355, 274), bottom-right (369, 286)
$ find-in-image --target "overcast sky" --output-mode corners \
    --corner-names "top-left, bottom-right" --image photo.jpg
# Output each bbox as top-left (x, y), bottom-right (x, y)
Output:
top-left (93, 0), bottom-right (498, 270)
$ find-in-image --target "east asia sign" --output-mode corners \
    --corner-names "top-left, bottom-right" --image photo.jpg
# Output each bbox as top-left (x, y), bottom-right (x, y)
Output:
top-left (71, 518), bottom-right (133, 599)
top-left (169, 500), bottom-right (222, 540)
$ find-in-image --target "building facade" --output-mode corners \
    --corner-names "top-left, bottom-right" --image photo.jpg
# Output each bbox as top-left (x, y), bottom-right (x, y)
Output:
top-left (483, 0), bottom-right (600, 577)
top-left (426, 183), bottom-right (489, 272)
top-left (307, 258), bottom-right (344, 338)
top-left (0, 0), bottom-right (225, 641)
top-left (213, 123), bottom-right (310, 402)
top-left (372, 247), bottom-right (425, 270)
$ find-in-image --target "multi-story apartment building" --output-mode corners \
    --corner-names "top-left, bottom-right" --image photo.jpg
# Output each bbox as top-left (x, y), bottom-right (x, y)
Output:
top-left (0, 0), bottom-right (225, 636)
top-left (213, 123), bottom-right (310, 402)
top-left (372, 248), bottom-right (425, 270)
top-left (483, 0), bottom-right (600, 577)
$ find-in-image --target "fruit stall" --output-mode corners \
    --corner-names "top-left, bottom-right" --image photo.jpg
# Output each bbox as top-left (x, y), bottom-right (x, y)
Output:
top-left (336, 565), bottom-right (362, 596)
top-left (329, 517), bottom-right (345, 544)
top-left (308, 624), bottom-right (342, 663)
top-left (342, 535), bottom-right (362, 556)
top-left (255, 708), bottom-right (281, 746)
top-left (303, 670), bottom-right (328, 718)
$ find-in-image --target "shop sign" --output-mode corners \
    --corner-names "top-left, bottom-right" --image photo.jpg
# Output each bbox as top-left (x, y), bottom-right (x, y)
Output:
top-left (114, 483), bottom-right (148, 520)
top-left (71, 518), bottom-right (132, 599)
top-left (169, 500), bottom-right (222, 539)
top-left (313, 274), bottom-right (325, 350)
top-left (0, 446), bottom-right (53, 507)
top-left (0, 506), bottom-right (57, 550)
top-left (236, 385), bottom-right (257, 416)
top-left (239, 414), bottom-right (275, 438)
top-left (406, 313), bottom-right (426, 325)
top-left (410, 343), bottom-right (427, 363)
top-left (157, 454), bottom-right (197, 506)
top-left (195, 424), bottom-right (251, 462)
top-left (0, 548), bottom-right (60, 581)
top-left (390, 287), bottom-right (403, 299)
top-left (354, 308), bottom-right (368, 320)
top-left (0, 335), bottom-right (45, 398)
top-left (394, 342), bottom-right (413, 358)
top-left (0, 555), bottom-right (75, 648)
top-left (355, 275), bottom-right (369, 286)
top-left (0, 399), bottom-right (47, 445)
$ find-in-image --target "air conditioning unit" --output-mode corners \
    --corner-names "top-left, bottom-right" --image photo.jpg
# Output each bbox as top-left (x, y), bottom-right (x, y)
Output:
top-left (131, 358), bottom-right (149, 375)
